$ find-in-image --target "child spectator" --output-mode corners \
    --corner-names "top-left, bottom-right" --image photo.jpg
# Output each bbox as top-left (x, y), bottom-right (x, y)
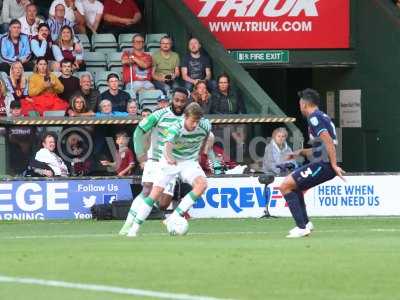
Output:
top-left (52, 25), bottom-right (84, 71)
top-left (100, 131), bottom-right (135, 176)
top-left (140, 107), bottom-right (151, 118)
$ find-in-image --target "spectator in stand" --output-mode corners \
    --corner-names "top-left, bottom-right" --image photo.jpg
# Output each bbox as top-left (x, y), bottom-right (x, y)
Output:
top-left (49, 0), bottom-right (85, 33)
top-left (73, 73), bottom-right (100, 112)
top-left (34, 132), bottom-right (69, 177)
top-left (126, 99), bottom-right (138, 116)
top-left (4, 61), bottom-right (29, 102)
top-left (100, 131), bottom-right (135, 176)
top-left (0, 77), bottom-right (9, 116)
top-left (47, 3), bottom-right (75, 41)
top-left (121, 33), bottom-right (153, 95)
top-left (181, 37), bottom-right (215, 92)
top-left (262, 127), bottom-right (297, 176)
top-left (81, 0), bottom-right (103, 36)
top-left (152, 36), bottom-right (180, 96)
top-left (31, 23), bottom-right (58, 69)
top-left (57, 59), bottom-right (79, 102)
top-left (190, 80), bottom-right (211, 114)
top-left (140, 107), bottom-right (151, 118)
top-left (96, 99), bottom-right (128, 116)
top-left (18, 3), bottom-right (43, 38)
top-left (101, 73), bottom-right (130, 112)
top-left (21, 57), bottom-right (68, 116)
top-left (102, 0), bottom-right (141, 37)
top-left (68, 94), bottom-right (94, 116)
top-left (0, 0), bottom-right (29, 33)
top-left (156, 94), bottom-right (169, 109)
top-left (0, 19), bottom-right (32, 72)
top-left (52, 25), bottom-right (84, 71)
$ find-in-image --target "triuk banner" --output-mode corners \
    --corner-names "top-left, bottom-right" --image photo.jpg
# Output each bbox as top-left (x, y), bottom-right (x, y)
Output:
top-left (183, 0), bottom-right (350, 49)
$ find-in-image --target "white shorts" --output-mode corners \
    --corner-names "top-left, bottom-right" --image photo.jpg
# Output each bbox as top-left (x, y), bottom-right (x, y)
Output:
top-left (141, 160), bottom-right (176, 196)
top-left (154, 159), bottom-right (206, 189)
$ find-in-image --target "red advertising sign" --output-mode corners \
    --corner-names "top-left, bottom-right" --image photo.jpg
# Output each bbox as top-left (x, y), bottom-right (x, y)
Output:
top-left (183, 0), bottom-right (350, 49)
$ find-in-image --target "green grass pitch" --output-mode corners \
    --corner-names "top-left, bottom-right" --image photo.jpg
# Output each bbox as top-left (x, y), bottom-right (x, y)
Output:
top-left (0, 217), bottom-right (399, 300)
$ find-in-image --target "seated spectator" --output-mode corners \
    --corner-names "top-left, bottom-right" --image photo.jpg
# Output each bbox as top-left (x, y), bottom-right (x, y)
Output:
top-left (47, 3), bottom-right (75, 41)
top-left (0, 77), bottom-right (9, 116)
top-left (4, 61), bottom-right (29, 102)
top-left (22, 57), bottom-right (68, 116)
top-left (156, 94), bottom-right (169, 109)
top-left (0, 0), bottom-right (29, 33)
top-left (18, 3), bottom-right (43, 38)
top-left (102, 0), bottom-right (142, 37)
top-left (126, 99), bottom-right (138, 116)
top-left (73, 73), bottom-right (100, 112)
top-left (52, 25), bottom-right (84, 71)
top-left (68, 94), bottom-right (95, 116)
top-left (9, 99), bottom-right (23, 117)
top-left (58, 59), bottom-right (79, 102)
top-left (181, 38), bottom-right (215, 92)
top-left (121, 33), bottom-right (153, 95)
top-left (81, 0), bottom-right (103, 36)
top-left (96, 99), bottom-right (128, 117)
top-left (0, 19), bottom-right (32, 72)
top-left (100, 73), bottom-right (130, 112)
top-left (262, 127), bottom-right (297, 175)
top-left (152, 36), bottom-right (180, 96)
top-left (100, 131), bottom-right (135, 176)
top-left (49, 0), bottom-right (85, 33)
top-left (34, 132), bottom-right (69, 176)
top-left (140, 107), bottom-right (151, 118)
top-left (31, 23), bottom-right (57, 69)
top-left (210, 74), bottom-right (246, 114)
top-left (190, 80), bottom-right (211, 114)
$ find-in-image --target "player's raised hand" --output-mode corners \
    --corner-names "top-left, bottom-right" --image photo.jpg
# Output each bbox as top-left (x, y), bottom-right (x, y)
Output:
top-left (333, 165), bottom-right (346, 181)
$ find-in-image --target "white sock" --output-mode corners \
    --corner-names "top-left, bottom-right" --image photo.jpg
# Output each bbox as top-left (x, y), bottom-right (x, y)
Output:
top-left (134, 196), bottom-right (155, 224)
top-left (123, 193), bottom-right (143, 226)
top-left (173, 191), bottom-right (198, 217)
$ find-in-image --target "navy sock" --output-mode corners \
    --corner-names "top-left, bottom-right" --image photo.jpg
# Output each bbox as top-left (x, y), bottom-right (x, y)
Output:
top-left (296, 191), bottom-right (309, 224)
top-left (284, 192), bottom-right (306, 229)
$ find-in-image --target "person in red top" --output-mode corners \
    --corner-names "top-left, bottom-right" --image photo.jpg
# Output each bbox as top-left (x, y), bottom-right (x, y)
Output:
top-left (100, 131), bottom-right (135, 176)
top-left (121, 33), bottom-right (153, 96)
top-left (102, 0), bottom-right (142, 36)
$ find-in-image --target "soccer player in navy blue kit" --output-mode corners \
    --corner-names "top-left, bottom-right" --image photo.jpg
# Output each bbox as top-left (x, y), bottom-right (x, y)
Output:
top-left (279, 89), bottom-right (345, 238)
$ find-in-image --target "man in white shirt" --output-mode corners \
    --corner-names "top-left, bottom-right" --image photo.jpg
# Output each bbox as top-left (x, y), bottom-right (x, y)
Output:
top-left (49, 0), bottom-right (85, 33)
top-left (81, 0), bottom-right (103, 35)
top-left (18, 3), bottom-right (43, 38)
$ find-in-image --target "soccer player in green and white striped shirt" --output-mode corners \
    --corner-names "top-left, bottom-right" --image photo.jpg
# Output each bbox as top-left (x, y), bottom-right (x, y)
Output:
top-left (128, 102), bottom-right (211, 237)
top-left (119, 88), bottom-right (189, 236)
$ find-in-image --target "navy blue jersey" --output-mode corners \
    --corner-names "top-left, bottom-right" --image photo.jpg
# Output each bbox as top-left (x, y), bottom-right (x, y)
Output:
top-left (307, 110), bottom-right (337, 163)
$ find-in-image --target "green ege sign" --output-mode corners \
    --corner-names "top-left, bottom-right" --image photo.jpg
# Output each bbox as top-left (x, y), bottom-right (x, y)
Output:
top-left (229, 50), bottom-right (289, 64)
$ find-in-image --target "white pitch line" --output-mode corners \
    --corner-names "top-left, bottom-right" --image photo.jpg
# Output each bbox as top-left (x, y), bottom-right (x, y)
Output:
top-left (0, 275), bottom-right (233, 300)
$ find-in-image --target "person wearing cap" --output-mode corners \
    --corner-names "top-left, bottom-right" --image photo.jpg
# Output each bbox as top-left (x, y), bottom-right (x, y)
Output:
top-left (156, 94), bottom-right (169, 109)
top-left (278, 88), bottom-right (345, 238)
top-left (100, 73), bottom-right (131, 112)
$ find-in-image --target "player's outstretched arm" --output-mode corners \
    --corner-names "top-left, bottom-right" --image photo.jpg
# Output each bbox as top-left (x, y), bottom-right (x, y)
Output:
top-left (320, 131), bottom-right (346, 181)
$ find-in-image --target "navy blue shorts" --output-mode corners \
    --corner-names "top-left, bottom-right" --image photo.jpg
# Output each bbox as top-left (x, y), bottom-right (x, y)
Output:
top-left (291, 162), bottom-right (336, 191)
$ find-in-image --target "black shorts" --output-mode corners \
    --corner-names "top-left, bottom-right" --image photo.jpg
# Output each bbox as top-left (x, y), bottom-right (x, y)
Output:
top-left (292, 162), bottom-right (336, 191)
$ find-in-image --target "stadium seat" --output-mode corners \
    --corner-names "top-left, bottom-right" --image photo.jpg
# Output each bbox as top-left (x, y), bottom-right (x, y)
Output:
top-left (91, 33), bottom-right (118, 53)
top-left (108, 52), bottom-right (123, 73)
top-left (76, 34), bottom-right (91, 51)
top-left (24, 71), bottom-right (33, 79)
top-left (138, 89), bottom-right (163, 109)
top-left (97, 85), bottom-right (108, 94)
top-left (83, 52), bottom-right (108, 74)
top-left (145, 33), bottom-right (167, 52)
top-left (118, 33), bottom-right (137, 51)
top-left (123, 89), bottom-right (136, 100)
top-left (95, 70), bottom-right (123, 88)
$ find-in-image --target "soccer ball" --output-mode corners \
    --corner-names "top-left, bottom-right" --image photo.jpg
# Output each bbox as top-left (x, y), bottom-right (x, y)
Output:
top-left (167, 216), bottom-right (189, 236)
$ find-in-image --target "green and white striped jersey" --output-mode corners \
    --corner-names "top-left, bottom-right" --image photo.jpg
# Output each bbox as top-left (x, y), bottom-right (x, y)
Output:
top-left (138, 107), bottom-right (181, 160)
top-left (165, 117), bottom-right (211, 161)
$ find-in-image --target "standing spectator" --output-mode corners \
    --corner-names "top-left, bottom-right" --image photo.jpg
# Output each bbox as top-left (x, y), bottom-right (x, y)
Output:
top-left (101, 73), bottom-right (130, 112)
top-left (121, 33), bottom-right (153, 95)
top-left (102, 0), bottom-right (142, 37)
top-left (96, 99), bottom-right (128, 116)
top-left (52, 25), bottom-right (84, 71)
top-left (181, 37), bottom-right (215, 92)
top-left (73, 73), bottom-right (100, 112)
top-left (57, 59), bottom-right (79, 102)
top-left (22, 57), bottom-right (68, 116)
top-left (68, 94), bottom-right (94, 116)
top-left (30, 23), bottom-right (57, 68)
top-left (152, 36), bottom-right (180, 96)
top-left (0, 0), bottom-right (29, 33)
top-left (190, 80), bottom-right (211, 114)
top-left (0, 19), bottom-right (32, 72)
top-left (47, 3), bottom-right (75, 41)
top-left (126, 99), bottom-right (138, 116)
top-left (18, 3), bottom-right (43, 38)
top-left (4, 61), bottom-right (29, 102)
top-left (49, 0), bottom-right (85, 33)
top-left (81, 0), bottom-right (103, 36)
